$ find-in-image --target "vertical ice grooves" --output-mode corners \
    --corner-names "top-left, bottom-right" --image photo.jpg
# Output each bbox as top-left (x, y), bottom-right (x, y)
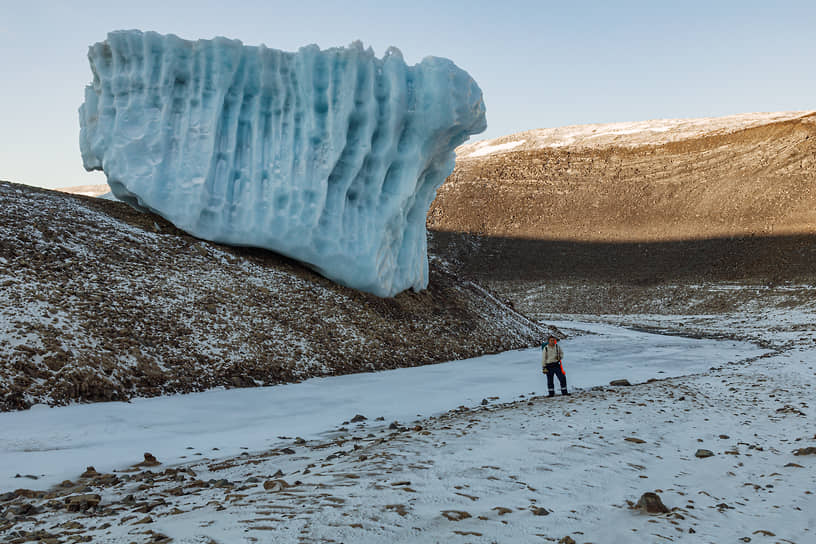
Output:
top-left (80, 30), bottom-right (486, 296)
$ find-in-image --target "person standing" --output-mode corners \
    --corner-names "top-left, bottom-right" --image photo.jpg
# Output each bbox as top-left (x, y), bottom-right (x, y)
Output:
top-left (542, 335), bottom-right (569, 397)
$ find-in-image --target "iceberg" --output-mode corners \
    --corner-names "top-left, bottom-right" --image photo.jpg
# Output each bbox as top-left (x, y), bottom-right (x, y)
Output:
top-left (79, 30), bottom-right (486, 296)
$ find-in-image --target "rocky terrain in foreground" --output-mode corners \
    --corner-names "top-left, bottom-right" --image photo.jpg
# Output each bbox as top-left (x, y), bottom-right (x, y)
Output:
top-left (0, 180), bottom-right (546, 411)
top-left (1, 314), bottom-right (813, 544)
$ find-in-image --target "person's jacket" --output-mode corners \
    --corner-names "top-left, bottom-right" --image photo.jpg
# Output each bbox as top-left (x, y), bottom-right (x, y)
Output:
top-left (541, 344), bottom-right (564, 367)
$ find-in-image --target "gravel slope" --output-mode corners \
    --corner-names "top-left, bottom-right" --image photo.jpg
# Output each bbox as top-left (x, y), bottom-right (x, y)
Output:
top-left (0, 180), bottom-right (546, 411)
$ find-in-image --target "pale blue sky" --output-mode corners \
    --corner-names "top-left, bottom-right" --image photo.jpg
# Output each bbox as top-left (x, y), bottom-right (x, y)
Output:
top-left (1, 0), bottom-right (814, 189)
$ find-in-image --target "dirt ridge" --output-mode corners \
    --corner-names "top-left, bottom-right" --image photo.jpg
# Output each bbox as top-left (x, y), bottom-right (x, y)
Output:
top-left (0, 180), bottom-right (546, 411)
top-left (431, 112), bottom-right (816, 241)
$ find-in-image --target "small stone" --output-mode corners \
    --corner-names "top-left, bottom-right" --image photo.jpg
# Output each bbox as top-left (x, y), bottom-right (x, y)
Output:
top-left (530, 506), bottom-right (550, 516)
top-left (793, 446), bottom-right (816, 456)
top-left (695, 449), bottom-right (715, 458)
top-left (279, 447), bottom-right (295, 455)
top-left (350, 414), bottom-right (367, 423)
top-left (441, 510), bottom-right (471, 521)
top-left (625, 437), bottom-right (646, 444)
top-left (137, 453), bottom-right (161, 467)
top-left (558, 537), bottom-right (577, 544)
top-left (634, 492), bottom-right (670, 514)
top-left (609, 379), bottom-right (632, 386)
top-left (80, 466), bottom-right (99, 478)
top-left (263, 479), bottom-right (290, 492)
top-left (65, 494), bottom-right (101, 512)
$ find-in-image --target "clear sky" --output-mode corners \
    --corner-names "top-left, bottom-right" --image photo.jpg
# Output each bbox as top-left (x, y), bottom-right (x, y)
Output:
top-left (1, 0), bottom-right (814, 189)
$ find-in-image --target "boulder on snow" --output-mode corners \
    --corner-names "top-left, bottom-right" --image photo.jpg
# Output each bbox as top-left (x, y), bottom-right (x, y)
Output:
top-left (634, 492), bottom-right (669, 514)
top-left (609, 379), bottom-right (632, 386)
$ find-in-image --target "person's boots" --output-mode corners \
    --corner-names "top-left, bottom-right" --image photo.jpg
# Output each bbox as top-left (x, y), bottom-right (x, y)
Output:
top-left (561, 389), bottom-right (570, 396)
top-left (548, 390), bottom-right (555, 397)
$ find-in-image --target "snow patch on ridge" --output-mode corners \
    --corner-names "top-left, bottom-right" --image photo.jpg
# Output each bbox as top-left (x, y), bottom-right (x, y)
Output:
top-left (458, 110), bottom-right (815, 156)
top-left (465, 139), bottom-right (526, 157)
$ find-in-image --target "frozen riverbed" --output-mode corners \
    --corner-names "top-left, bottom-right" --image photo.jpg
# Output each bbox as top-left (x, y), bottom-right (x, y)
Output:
top-left (0, 321), bottom-right (766, 492)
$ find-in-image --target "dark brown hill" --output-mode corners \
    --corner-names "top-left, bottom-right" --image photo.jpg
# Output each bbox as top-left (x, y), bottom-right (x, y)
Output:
top-left (427, 112), bottom-right (816, 317)
top-left (430, 112), bottom-right (816, 241)
top-left (0, 180), bottom-right (545, 411)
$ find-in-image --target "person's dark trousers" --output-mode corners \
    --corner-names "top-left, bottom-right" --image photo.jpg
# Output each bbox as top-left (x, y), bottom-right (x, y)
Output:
top-left (545, 362), bottom-right (568, 396)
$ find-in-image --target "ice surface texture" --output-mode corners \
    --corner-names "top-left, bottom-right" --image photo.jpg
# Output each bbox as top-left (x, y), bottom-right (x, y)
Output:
top-left (79, 30), bottom-right (486, 296)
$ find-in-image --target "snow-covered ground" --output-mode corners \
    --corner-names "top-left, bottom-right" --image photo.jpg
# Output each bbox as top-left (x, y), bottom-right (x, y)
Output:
top-left (4, 317), bottom-right (814, 543)
top-left (0, 321), bottom-right (763, 492)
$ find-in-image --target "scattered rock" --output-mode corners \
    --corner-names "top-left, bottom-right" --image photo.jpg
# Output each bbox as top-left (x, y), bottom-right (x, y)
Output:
top-left (609, 379), bottom-right (632, 386)
top-left (80, 466), bottom-right (99, 478)
top-left (7, 501), bottom-right (39, 516)
top-left (634, 492), bottom-right (670, 514)
top-left (64, 494), bottom-right (101, 512)
top-left (558, 537), bottom-right (577, 544)
top-left (350, 414), bottom-right (367, 423)
top-left (263, 479), bottom-right (291, 492)
top-left (695, 449), bottom-right (715, 458)
top-left (530, 506), bottom-right (550, 516)
top-left (624, 437), bottom-right (646, 444)
top-left (793, 446), bottom-right (816, 456)
top-left (136, 452), bottom-right (161, 467)
top-left (441, 510), bottom-right (471, 521)
top-left (384, 504), bottom-right (409, 516)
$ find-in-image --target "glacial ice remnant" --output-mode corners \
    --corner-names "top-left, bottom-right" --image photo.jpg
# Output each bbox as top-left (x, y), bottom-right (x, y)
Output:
top-left (79, 30), bottom-right (486, 297)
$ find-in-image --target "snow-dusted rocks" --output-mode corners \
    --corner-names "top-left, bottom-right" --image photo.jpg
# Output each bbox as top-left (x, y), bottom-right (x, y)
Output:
top-left (79, 30), bottom-right (486, 296)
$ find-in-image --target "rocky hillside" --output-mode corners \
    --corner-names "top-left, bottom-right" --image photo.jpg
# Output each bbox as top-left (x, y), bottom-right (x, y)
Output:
top-left (0, 180), bottom-right (547, 411)
top-left (427, 111), bottom-right (816, 317)
top-left (430, 111), bottom-right (816, 241)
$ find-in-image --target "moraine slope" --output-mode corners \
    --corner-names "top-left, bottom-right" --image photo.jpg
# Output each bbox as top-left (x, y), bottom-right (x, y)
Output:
top-left (431, 111), bottom-right (816, 241)
top-left (0, 180), bottom-right (546, 411)
top-left (427, 111), bottom-right (816, 317)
